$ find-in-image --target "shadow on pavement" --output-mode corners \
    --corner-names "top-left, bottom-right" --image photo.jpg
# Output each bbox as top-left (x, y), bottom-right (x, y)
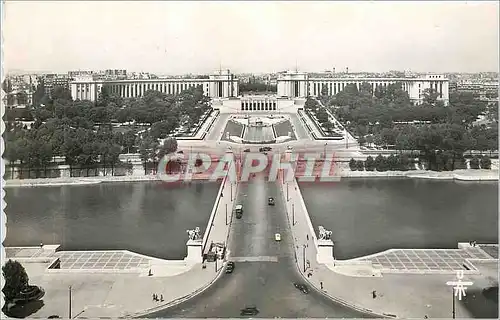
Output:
top-left (2, 299), bottom-right (45, 318)
top-left (460, 286), bottom-right (498, 319)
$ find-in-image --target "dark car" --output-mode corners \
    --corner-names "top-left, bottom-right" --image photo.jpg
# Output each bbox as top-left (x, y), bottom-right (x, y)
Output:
top-left (244, 148), bottom-right (251, 152)
top-left (240, 305), bottom-right (259, 316)
top-left (259, 146), bottom-right (272, 152)
top-left (225, 261), bottom-right (235, 274)
top-left (293, 282), bottom-right (310, 294)
top-left (268, 197), bottom-right (275, 206)
top-left (177, 150), bottom-right (184, 154)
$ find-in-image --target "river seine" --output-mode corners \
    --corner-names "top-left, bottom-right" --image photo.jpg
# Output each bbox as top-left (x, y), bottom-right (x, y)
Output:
top-left (4, 178), bottom-right (497, 261)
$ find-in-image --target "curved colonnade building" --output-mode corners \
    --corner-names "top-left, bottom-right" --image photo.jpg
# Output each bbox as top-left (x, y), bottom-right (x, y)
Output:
top-left (70, 70), bottom-right (449, 110)
top-left (277, 71), bottom-right (449, 106)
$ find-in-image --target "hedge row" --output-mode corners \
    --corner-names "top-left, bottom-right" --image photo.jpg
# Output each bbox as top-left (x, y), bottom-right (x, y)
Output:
top-left (349, 154), bottom-right (492, 171)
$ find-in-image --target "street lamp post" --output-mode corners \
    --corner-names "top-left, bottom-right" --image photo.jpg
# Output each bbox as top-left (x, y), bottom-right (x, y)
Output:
top-left (345, 128), bottom-right (348, 149)
top-left (302, 244), bottom-right (307, 273)
top-left (452, 289), bottom-right (456, 319)
top-left (287, 183), bottom-right (289, 201)
top-left (68, 285), bottom-right (72, 319)
top-left (225, 203), bottom-right (228, 225)
top-left (230, 183), bottom-right (233, 201)
top-left (324, 142), bottom-right (327, 160)
top-left (292, 203), bottom-right (295, 226)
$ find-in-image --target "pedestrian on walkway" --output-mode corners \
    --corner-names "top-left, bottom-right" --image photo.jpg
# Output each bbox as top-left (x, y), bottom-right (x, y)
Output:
top-left (160, 294), bottom-right (164, 302)
top-left (306, 234), bottom-right (309, 241)
top-left (152, 293), bottom-right (155, 301)
top-left (320, 281), bottom-right (323, 290)
top-left (372, 290), bottom-right (377, 299)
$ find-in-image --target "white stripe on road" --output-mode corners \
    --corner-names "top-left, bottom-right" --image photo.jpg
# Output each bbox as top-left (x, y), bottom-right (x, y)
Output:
top-left (230, 256), bottom-right (279, 262)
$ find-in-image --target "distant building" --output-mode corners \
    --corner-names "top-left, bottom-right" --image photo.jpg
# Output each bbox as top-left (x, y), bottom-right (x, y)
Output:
top-left (277, 71), bottom-right (450, 105)
top-left (3, 74), bottom-right (38, 107)
top-left (104, 69), bottom-right (127, 80)
top-left (455, 80), bottom-right (499, 101)
top-left (68, 70), bottom-right (93, 79)
top-left (42, 74), bottom-right (70, 97)
top-left (70, 69), bottom-right (238, 101)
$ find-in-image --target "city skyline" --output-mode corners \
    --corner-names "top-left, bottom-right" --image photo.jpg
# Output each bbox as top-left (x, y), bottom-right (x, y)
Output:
top-left (3, 1), bottom-right (499, 75)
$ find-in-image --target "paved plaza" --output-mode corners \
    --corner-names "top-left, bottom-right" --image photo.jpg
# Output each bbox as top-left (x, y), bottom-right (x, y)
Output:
top-left (6, 247), bottom-right (50, 259)
top-left (53, 251), bottom-right (151, 270)
top-left (356, 247), bottom-right (496, 274)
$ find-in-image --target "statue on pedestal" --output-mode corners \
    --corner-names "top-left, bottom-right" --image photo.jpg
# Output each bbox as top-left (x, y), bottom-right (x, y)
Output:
top-left (187, 227), bottom-right (201, 241)
top-left (318, 226), bottom-right (332, 240)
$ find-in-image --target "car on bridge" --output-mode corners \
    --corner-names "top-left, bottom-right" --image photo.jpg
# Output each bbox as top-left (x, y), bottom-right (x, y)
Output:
top-left (293, 282), bottom-right (310, 294)
top-left (259, 146), bottom-right (272, 152)
top-left (240, 305), bottom-right (259, 316)
top-left (268, 197), bottom-right (275, 206)
top-left (225, 261), bottom-right (235, 274)
top-left (275, 233), bottom-right (281, 241)
top-left (235, 205), bottom-right (243, 219)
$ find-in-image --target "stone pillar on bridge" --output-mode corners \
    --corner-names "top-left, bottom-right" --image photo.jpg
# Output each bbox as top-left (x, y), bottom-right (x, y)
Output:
top-left (185, 239), bottom-right (203, 263)
top-left (316, 239), bottom-right (335, 264)
top-left (316, 226), bottom-right (335, 264)
top-left (185, 227), bottom-right (203, 263)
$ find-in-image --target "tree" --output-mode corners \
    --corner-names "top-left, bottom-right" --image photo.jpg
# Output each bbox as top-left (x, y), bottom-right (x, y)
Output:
top-left (422, 88), bottom-right (440, 105)
top-left (349, 158), bottom-right (357, 171)
top-left (2, 260), bottom-right (29, 303)
top-left (480, 156), bottom-right (491, 169)
top-left (122, 130), bottom-right (137, 153)
top-left (365, 156), bottom-right (375, 171)
top-left (160, 137), bottom-right (178, 156)
top-left (469, 156), bottom-right (480, 169)
top-left (374, 154), bottom-right (387, 171)
top-left (356, 160), bottom-right (364, 171)
top-left (387, 154), bottom-right (398, 170)
top-left (398, 154), bottom-right (411, 171)
top-left (51, 86), bottom-right (72, 101)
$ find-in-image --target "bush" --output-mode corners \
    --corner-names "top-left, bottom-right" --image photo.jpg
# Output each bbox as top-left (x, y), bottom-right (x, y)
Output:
top-left (398, 154), bottom-right (410, 171)
top-left (365, 156), bottom-right (375, 171)
top-left (375, 154), bottom-right (387, 172)
top-left (2, 260), bottom-right (29, 303)
top-left (356, 160), bottom-right (364, 171)
top-left (387, 154), bottom-right (398, 171)
top-left (480, 156), bottom-right (492, 169)
top-left (469, 156), bottom-right (480, 169)
top-left (349, 158), bottom-right (357, 171)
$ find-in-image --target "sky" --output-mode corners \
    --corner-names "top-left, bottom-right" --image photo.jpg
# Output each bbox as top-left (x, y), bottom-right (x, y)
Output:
top-left (3, 1), bottom-right (499, 75)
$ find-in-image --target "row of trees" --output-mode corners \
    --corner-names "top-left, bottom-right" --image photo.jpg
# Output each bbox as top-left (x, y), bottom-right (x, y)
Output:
top-left (310, 81), bottom-right (497, 171)
top-left (304, 99), bottom-right (336, 132)
top-left (4, 84), bottom-right (210, 173)
top-left (349, 154), bottom-right (414, 172)
top-left (349, 154), bottom-right (492, 172)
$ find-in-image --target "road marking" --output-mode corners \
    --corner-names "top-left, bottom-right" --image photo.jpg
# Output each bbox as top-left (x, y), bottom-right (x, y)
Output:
top-left (230, 256), bottom-right (279, 262)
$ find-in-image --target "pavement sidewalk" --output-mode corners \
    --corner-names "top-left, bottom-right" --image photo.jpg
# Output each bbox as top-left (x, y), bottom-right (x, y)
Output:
top-left (278, 175), bottom-right (479, 319)
top-left (23, 260), bottom-right (222, 319)
top-left (203, 165), bottom-right (239, 254)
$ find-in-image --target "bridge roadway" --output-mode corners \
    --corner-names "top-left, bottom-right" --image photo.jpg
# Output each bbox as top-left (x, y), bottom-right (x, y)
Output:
top-left (148, 174), bottom-right (371, 318)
